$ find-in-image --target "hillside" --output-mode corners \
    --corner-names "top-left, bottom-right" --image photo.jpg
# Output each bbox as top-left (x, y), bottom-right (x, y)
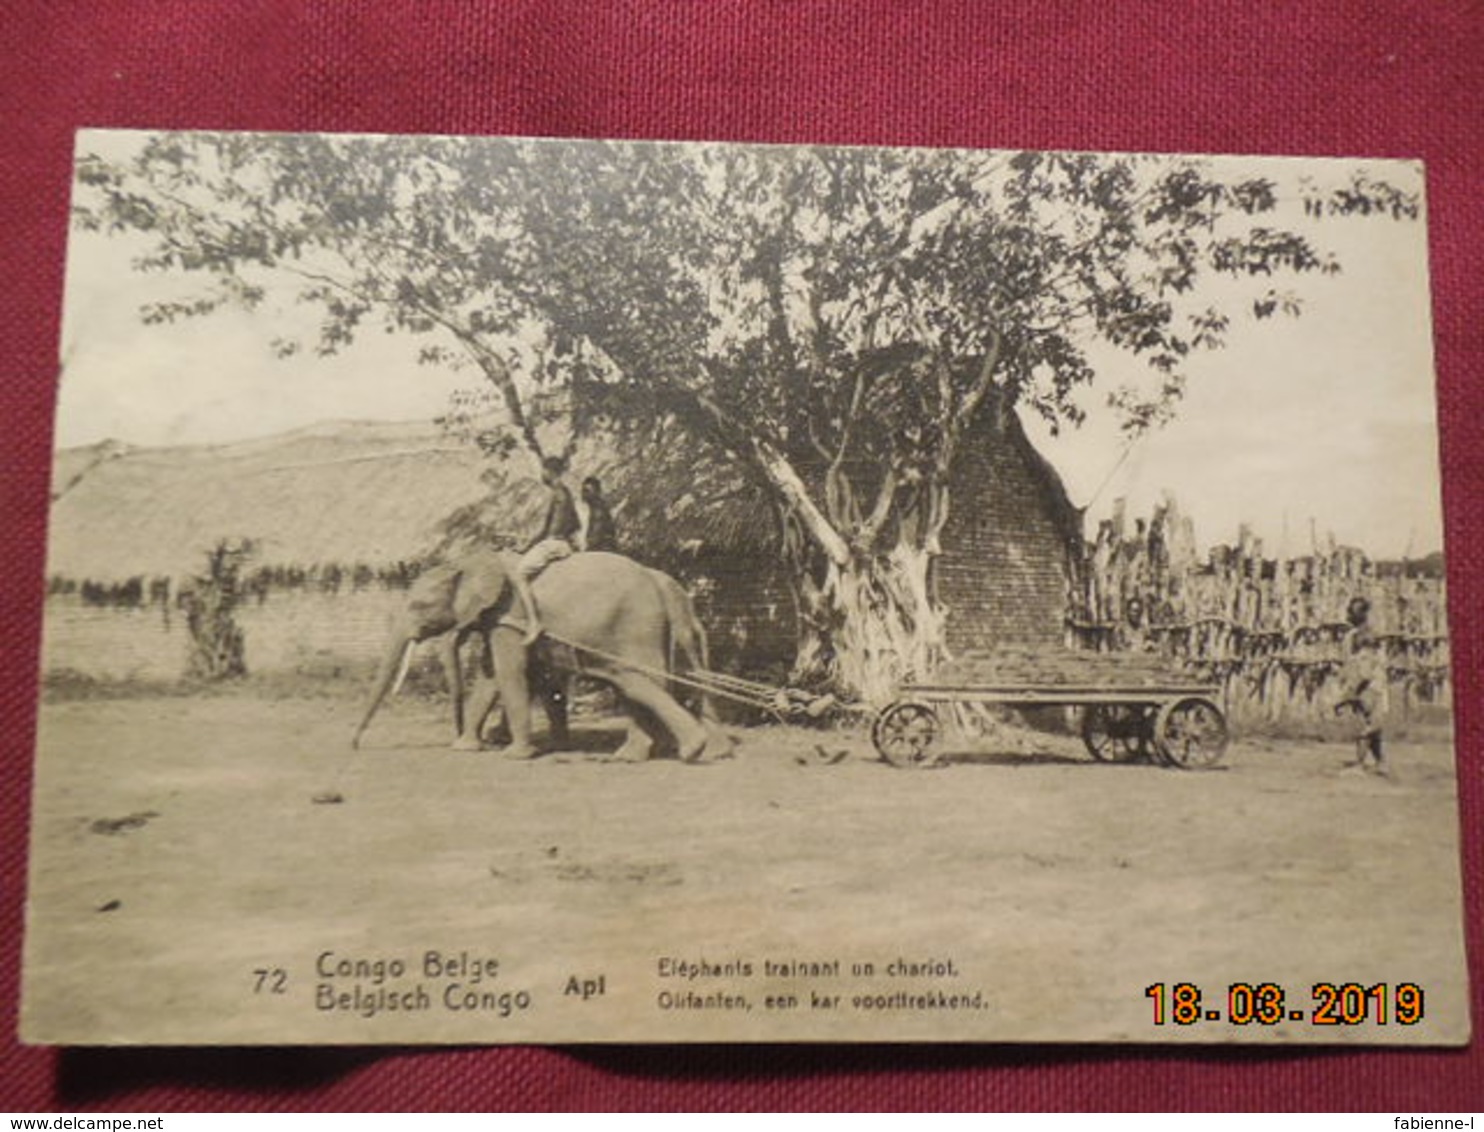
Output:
top-left (46, 421), bottom-right (497, 581)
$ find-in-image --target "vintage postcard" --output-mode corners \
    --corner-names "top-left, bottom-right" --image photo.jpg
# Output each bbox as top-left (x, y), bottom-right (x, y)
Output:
top-left (22, 130), bottom-right (1468, 1044)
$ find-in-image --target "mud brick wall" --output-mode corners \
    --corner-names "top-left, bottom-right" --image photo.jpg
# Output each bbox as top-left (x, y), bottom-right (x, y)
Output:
top-left (43, 589), bottom-right (403, 684)
top-left (670, 552), bottom-right (798, 683)
top-left (41, 570), bottom-right (800, 687)
top-left (936, 417), bottom-right (1079, 655)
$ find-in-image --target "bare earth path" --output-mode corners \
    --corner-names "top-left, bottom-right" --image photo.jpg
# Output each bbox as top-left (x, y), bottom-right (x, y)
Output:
top-left (21, 696), bottom-right (1470, 1046)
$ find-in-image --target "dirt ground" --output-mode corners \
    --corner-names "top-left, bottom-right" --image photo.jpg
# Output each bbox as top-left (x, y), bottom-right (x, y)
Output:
top-left (20, 692), bottom-right (1471, 1046)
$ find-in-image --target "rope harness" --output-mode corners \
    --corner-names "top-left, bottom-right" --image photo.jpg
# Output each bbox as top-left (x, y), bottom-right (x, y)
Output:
top-left (534, 628), bottom-right (841, 721)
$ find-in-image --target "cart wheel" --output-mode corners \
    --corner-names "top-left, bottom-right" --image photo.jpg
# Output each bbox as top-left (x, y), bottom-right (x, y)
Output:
top-left (1080, 704), bottom-right (1151, 763)
top-left (871, 701), bottom-right (941, 767)
top-left (1153, 697), bottom-right (1229, 768)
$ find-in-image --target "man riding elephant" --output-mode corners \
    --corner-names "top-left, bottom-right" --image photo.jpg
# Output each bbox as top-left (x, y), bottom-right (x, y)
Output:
top-left (512, 455), bottom-right (582, 638)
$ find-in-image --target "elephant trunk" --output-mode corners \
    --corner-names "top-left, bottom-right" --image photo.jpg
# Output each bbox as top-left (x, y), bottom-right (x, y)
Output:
top-left (351, 636), bottom-right (416, 749)
top-left (439, 630), bottom-right (464, 739)
top-left (390, 635), bottom-right (418, 697)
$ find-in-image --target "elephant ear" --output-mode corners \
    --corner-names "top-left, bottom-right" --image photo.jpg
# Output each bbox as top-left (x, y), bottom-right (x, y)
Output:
top-left (407, 563), bottom-right (462, 636)
top-left (449, 555), bottom-right (516, 630)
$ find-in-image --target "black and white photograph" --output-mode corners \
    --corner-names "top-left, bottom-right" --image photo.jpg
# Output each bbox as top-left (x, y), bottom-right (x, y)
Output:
top-left (22, 129), bottom-right (1467, 1045)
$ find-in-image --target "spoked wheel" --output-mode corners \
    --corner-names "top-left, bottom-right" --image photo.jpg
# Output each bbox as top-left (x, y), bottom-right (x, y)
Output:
top-left (1080, 704), bottom-right (1152, 763)
top-left (1153, 697), bottom-right (1230, 768)
top-left (871, 701), bottom-right (942, 767)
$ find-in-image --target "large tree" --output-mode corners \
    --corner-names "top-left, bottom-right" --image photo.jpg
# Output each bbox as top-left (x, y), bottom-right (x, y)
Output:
top-left (75, 132), bottom-right (1418, 699)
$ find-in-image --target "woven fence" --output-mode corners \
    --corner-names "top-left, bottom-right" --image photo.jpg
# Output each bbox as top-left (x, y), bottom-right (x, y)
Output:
top-left (1066, 499), bottom-right (1450, 728)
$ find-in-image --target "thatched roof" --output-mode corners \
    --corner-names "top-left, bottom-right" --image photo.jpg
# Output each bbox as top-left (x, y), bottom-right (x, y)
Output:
top-left (48, 399), bottom-right (1077, 583)
top-left (444, 390), bottom-right (1082, 568)
top-left (46, 416), bottom-right (771, 583)
top-left (440, 421), bottom-right (775, 566)
top-left (47, 421), bottom-right (489, 581)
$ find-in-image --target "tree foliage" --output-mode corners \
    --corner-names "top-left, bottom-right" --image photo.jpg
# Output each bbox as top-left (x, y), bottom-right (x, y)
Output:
top-left (181, 538), bottom-right (253, 680)
top-left (76, 133), bottom-right (1419, 693)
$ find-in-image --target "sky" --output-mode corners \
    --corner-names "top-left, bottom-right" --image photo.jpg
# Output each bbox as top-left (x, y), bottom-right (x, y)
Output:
top-left (1026, 199), bottom-right (1443, 559)
top-left (53, 136), bottom-right (1444, 560)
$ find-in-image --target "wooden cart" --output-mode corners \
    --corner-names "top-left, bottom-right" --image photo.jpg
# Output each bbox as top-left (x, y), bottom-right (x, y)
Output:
top-left (869, 651), bottom-right (1230, 769)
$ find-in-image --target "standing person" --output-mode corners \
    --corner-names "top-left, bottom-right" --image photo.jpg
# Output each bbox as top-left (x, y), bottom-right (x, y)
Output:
top-left (1335, 595), bottom-right (1390, 776)
top-left (515, 455), bottom-right (582, 641)
top-left (581, 475), bottom-right (619, 553)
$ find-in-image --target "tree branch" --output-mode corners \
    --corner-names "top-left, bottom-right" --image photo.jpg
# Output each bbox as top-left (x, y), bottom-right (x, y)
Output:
top-left (274, 258), bottom-right (546, 458)
top-left (935, 327), bottom-right (1005, 475)
top-left (856, 467), bottom-right (898, 549)
top-left (642, 373), bottom-right (853, 568)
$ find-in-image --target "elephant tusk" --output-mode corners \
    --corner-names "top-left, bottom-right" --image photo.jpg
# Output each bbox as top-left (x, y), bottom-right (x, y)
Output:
top-left (389, 639), bottom-right (416, 697)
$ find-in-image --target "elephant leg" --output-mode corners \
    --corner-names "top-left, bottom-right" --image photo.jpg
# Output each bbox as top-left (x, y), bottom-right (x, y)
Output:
top-left (482, 703), bottom-right (512, 745)
top-left (453, 674), bottom-right (499, 752)
top-left (701, 714), bottom-right (735, 759)
top-left (604, 668), bottom-right (708, 762)
top-left (658, 589), bottom-right (731, 757)
top-left (490, 628), bottom-right (538, 759)
top-left (530, 659), bottom-right (570, 748)
top-left (679, 682), bottom-right (733, 756)
top-left (612, 711), bottom-right (656, 763)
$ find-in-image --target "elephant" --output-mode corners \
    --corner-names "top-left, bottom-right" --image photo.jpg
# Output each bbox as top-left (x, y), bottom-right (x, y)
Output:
top-left (455, 564), bottom-right (720, 751)
top-left (351, 548), bottom-right (533, 749)
top-left (456, 552), bottom-right (714, 762)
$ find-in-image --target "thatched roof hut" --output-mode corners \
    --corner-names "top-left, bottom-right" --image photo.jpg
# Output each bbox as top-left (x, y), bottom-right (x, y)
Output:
top-left (46, 421), bottom-right (489, 582)
top-left (48, 398), bottom-right (1083, 673)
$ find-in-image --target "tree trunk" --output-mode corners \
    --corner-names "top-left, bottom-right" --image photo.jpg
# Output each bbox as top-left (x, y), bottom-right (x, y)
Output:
top-left (792, 539), bottom-right (946, 704)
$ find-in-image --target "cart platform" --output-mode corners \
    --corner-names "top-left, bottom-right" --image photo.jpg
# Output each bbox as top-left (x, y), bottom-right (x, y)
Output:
top-left (872, 648), bottom-right (1230, 769)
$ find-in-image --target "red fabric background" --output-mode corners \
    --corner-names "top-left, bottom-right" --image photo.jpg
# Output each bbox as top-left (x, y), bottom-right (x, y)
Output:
top-left (1, 1), bottom-right (1480, 1112)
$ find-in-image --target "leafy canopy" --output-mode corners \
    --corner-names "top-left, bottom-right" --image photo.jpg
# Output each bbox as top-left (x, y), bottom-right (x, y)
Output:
top-left (76, 133), bottom-right (1418, 557)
